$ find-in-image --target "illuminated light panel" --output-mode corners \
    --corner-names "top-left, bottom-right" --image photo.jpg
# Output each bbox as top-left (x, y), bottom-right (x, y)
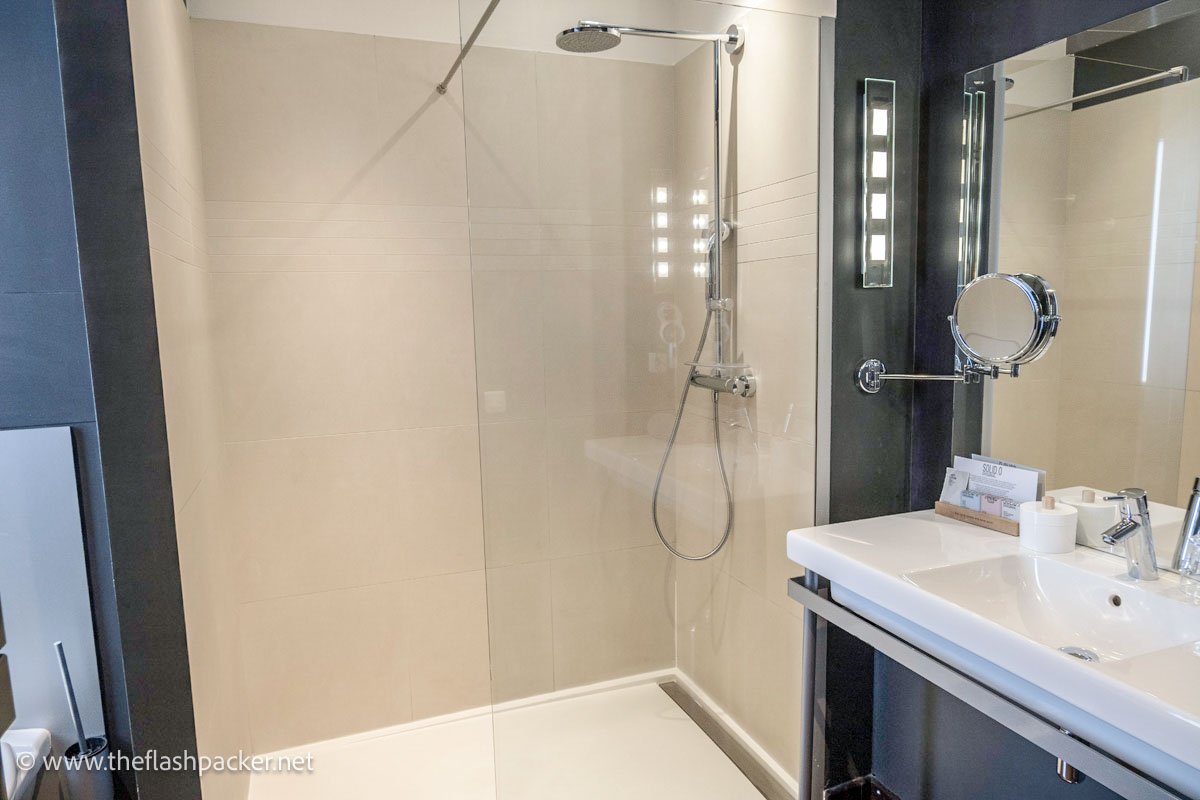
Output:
top-left (870, 234), bottom-right (887, 262)
top-left (862, 78), bottom-right (896, 289)
top-left (871, 194), bottom-right (887, 220)
top-left (872, 108), bottom-right (889, 136)
top-left (871, 151), bottom-right (888, 178)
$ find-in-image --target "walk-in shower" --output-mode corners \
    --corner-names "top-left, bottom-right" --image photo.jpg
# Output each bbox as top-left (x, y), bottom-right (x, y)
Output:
top-left (556, 21), bottom-right (754, 561)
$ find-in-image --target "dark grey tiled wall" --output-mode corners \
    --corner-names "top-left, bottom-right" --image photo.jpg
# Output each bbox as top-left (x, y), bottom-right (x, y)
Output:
top-left (872, 654), bottom-right (1125, 800)
top-left (2, 0), bottom-right (199, 797)
top-left (53, 0), bottom-right (201, 795)
top-left (820, 0), bottom-right (925, 789)
top-left (829, 0), bottom-right (924, 524)
top-left (0, 1), bottom-right (134, 794)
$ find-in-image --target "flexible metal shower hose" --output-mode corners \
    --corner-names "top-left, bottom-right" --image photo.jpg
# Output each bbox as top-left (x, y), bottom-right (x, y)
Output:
top-left (650, 307), bottom-right (735, 561)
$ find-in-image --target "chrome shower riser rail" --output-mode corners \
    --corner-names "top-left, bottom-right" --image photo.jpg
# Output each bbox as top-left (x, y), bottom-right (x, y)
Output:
top-left (710, 38), bottom-right (726, 366)
top-left (555, 16), bottom-right (748, 562)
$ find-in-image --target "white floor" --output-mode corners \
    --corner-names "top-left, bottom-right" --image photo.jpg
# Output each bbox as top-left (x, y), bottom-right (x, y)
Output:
top-left (249, 682), bottom-right (764, 799)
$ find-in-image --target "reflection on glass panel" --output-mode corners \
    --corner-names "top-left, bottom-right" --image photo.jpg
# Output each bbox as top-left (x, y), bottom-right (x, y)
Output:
top-left (967, 1), bottom-right (1200, 570)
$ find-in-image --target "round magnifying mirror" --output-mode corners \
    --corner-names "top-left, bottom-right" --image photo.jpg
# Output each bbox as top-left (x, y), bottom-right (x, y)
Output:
top-left (950, 273), bottom-right (1059, 368)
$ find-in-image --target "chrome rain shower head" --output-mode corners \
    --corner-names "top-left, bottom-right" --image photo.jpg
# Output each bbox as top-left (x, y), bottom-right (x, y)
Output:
top-left (556, 24), bottom-right (622, 53)
top-left (555, 21), bottom-right (745, 55)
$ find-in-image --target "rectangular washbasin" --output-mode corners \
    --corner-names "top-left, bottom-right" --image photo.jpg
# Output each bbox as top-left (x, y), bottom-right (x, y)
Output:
top-left (902, 554), bottom-right (1200, 662)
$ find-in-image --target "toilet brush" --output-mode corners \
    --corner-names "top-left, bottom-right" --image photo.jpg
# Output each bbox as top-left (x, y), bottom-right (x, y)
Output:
top-left (54, 642), bottom-right (112, 800)
top-left (54, 642), bottom-right (88, 755)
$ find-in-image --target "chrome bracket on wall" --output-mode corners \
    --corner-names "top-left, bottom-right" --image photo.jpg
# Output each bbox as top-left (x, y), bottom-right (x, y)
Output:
top-left (855, 358), bottom-right (1004, 394)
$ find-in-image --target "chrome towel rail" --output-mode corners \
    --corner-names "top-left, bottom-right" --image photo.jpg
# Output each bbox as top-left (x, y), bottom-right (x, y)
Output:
top-left (1005, 65), bottom-right (1187, 121)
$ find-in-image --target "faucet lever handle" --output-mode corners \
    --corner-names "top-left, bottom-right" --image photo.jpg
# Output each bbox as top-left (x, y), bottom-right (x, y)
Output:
top-left (1104, 488), bottom-right (1149, 517)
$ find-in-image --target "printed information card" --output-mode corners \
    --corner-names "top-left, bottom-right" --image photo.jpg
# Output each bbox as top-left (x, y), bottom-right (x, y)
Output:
top-left (952, 456), bottom-right (1039, 503)
top-left (938, 455), bottom-right (1041, 522)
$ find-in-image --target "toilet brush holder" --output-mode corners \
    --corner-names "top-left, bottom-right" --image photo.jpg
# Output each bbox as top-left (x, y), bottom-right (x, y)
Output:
top-left (62, 736), bottom-right (112, 800)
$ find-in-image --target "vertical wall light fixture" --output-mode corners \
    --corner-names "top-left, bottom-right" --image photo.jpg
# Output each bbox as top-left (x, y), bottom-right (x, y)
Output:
top-left (861, 78), bottom-right (895, 288)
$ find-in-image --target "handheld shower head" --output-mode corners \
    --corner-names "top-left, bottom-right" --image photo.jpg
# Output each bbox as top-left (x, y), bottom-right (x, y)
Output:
top-left (556, 24), bottom-right (622, 53)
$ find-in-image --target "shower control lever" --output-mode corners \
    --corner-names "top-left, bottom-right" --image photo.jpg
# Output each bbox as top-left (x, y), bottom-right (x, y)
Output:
top-left (690, 370), bottom-right (756, 397)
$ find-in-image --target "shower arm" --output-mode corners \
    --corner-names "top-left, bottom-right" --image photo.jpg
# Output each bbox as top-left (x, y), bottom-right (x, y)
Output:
top-left (581, 21), bottom-right (742, 49)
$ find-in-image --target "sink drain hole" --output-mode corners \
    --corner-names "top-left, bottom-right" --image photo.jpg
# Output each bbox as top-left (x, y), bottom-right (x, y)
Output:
top-left (1109, 594), bottom-right (1123, 607)
top-left (1059, 646), bottom-right (1100, 663)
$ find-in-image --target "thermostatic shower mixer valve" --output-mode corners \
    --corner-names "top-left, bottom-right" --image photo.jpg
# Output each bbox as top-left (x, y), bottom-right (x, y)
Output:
top-left (690, 366), bottom-right (757, 397)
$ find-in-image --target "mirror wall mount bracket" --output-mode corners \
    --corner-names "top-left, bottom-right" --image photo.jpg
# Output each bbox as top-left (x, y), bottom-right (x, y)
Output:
top-left (856, 358), bottom-right (1010, 394)
top-left (860, 272), bottom-right (1057, 394)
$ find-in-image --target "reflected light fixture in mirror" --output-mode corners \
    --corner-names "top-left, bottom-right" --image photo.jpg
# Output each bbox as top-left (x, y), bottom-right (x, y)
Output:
top-left (862, 78), bottom-right (896, 288)
top-left (960, 83), bottom-right (989, 289)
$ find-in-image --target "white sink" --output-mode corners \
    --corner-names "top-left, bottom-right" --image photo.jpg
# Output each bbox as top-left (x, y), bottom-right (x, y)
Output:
top-left (903, 554), bottom-right (1200, 662)
top-left (786, 510), bottom-right (1200, 794)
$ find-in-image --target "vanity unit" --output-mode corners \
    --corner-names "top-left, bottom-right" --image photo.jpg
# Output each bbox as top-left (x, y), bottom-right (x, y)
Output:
top-left (787, 512), bottom-right (1200, 800)
top-left (800, 3), bottom-right (1200, 796)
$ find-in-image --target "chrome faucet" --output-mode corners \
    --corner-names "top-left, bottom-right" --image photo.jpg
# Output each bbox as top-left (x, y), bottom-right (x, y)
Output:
top-left (1101, 488), bottom-right (1159, 581)
top-left (1174, 477), bottom-right (1200, 574)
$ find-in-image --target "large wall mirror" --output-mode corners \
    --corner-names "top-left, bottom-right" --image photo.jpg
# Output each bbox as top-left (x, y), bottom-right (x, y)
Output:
top-left (960, 0), bottom-right (1200, 569)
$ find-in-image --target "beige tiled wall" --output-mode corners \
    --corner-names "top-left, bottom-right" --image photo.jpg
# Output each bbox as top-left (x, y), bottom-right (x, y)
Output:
top-left (190, 19), bottom-right (494, 754)
top-left (992, 80), bottom-right (1200, 506)
top-left (126, 2), bottom-right (251, 799)
top-left (671, 8), bottom-right (819, 778)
